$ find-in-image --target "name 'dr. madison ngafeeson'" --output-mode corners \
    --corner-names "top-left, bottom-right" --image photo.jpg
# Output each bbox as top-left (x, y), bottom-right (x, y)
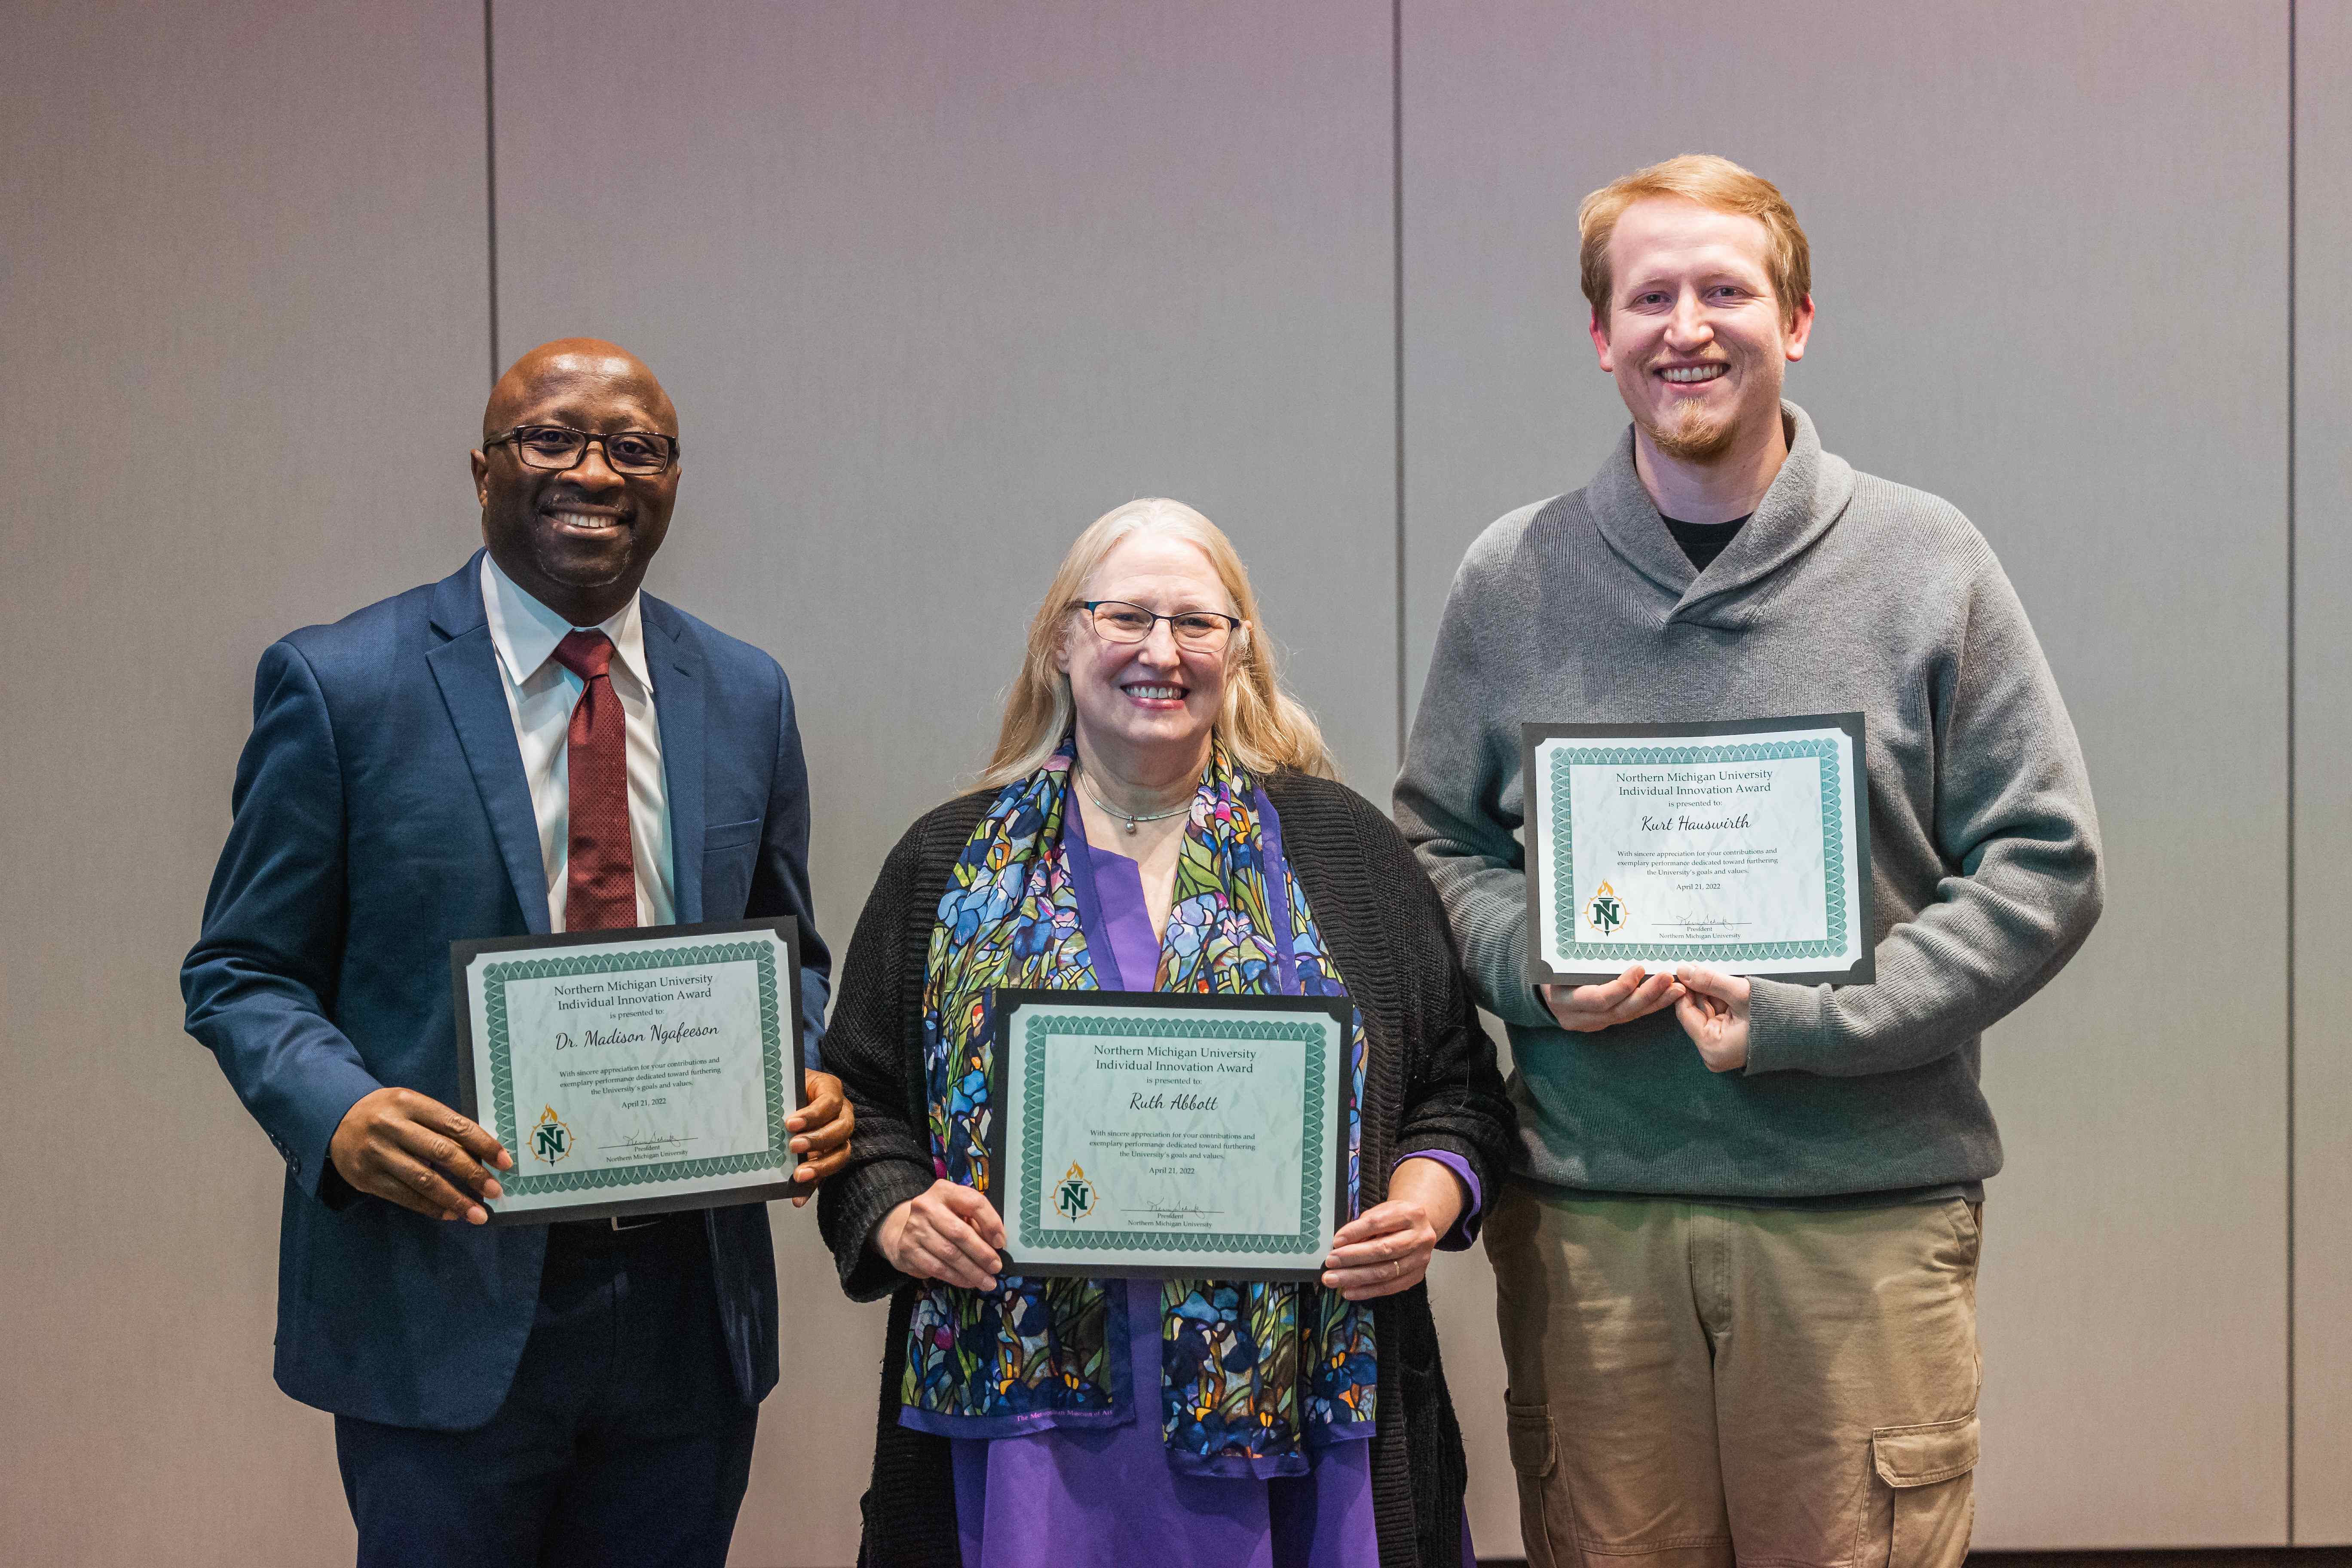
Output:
top-left (554, 1021), bottom-right (723, 1050)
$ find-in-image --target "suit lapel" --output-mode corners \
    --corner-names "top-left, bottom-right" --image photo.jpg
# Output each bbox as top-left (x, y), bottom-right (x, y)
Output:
top-left (645, 595), bottom-right (707, 925)
top-left (426, 553), bottom-right (553, 935)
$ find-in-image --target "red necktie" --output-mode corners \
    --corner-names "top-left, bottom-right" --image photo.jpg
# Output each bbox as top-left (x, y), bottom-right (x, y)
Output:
top-left (551, 630), bottom-right (638, 932)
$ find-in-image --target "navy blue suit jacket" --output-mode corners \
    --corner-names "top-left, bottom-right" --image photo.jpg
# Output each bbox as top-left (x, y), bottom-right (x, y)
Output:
top-left (183, 552), bottom-right (832, 1430)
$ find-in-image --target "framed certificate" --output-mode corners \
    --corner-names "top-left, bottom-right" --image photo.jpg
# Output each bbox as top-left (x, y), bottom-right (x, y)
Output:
top-left (984, 989), bottom-right (1354, 1280)
top-left (1523, 714), bottom-right (1874, 986)
top-left (450, 918), bottom-right (806, 1225)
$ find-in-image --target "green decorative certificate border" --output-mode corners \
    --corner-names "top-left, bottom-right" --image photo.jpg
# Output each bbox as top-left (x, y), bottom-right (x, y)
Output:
top-left (483, 941), bottom-right (787, 1197)
top-left (1547, 738), bottom-right (1852, 964)
top-left (1014, 1012), bottom-right (1329, 1258)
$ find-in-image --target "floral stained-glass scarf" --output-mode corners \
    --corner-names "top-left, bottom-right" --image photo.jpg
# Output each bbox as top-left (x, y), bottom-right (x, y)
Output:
top-left (899, 739), bottom-right (1375, 1477)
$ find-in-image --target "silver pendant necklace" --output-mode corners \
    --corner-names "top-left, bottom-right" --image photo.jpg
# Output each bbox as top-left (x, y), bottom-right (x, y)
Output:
top-left (1082, 783), bottom-right (1191, 836)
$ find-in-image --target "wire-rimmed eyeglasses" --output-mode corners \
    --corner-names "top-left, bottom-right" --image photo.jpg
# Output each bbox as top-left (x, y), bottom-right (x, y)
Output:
top-left (1075, 599), bottom-right (1245, 653)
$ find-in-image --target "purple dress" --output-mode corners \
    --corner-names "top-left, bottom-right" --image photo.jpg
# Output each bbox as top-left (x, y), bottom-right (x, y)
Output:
top-left (926, 796), bottom-right (1481, 1567)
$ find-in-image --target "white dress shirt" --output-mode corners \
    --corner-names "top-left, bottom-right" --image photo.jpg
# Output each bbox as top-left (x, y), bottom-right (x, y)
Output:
top-left (480, 554), bottom-right (677, 931)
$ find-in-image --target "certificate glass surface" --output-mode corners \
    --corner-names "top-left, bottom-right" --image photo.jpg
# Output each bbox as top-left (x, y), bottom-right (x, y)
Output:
top-left (986, 989), bottom-right (1354, 1280)
top-left (1523, 714), bottom-right (1874, 986)
top-left (450, 919), bottom-right (805, 1225)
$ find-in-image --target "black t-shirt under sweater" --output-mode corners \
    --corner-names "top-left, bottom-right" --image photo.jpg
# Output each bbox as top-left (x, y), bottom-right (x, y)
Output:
top-left (1661, 512), bottom-right (1751, 571)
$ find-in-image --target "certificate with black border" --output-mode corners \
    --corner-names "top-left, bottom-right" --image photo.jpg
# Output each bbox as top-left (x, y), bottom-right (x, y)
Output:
top-left (983, 989), bottom-right (1354, 1281)
top-left (1522, 714), bottom-right (1876, 987)
top-left (450, 918), bottom-right (807, 1226)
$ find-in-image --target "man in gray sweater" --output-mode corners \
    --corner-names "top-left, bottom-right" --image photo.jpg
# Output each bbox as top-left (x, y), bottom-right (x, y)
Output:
top-left (1396, 155), bottom-right (2102, 1568)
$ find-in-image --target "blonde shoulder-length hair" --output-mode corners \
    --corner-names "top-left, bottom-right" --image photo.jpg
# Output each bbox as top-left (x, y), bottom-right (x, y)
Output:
top-left (978, 498), bottom-right (1340, 788)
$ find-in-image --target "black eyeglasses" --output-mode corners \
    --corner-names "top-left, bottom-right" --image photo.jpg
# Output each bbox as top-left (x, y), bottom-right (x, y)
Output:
top-left (1076, 599), bottom-right (1245, 653)
top-left (486, 425), bottom-right (681, 476)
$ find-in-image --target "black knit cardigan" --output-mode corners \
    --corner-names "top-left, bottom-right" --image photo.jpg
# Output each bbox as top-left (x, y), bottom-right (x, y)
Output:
top-left (815, 770), bottom-right (1516, 1568)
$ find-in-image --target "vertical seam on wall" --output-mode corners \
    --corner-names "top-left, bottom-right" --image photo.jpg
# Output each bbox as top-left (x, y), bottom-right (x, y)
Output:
top-left (2285, 0), bottom-right (2298, 1541)
top-left (483, 0), bottom-right (501, 385)
top-left (1392, 0), bottom-right (1407, 769)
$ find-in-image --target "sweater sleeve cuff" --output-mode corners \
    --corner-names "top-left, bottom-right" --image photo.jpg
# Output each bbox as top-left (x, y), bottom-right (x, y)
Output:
top-left (1395, 1149), bottom-right (1483, 1249)
top-left (1460, 897), bottom-right (1553, 1031)
top-left (829, 1158), bottom-right (935, 1302)
top-left (1743, 978), bottom-right (1830, 1076)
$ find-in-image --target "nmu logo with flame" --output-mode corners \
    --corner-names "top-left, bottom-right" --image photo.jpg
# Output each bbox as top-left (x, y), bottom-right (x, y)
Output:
top-left (1054, 1161), bottom-right (1097, 1222)
top-left (1584, 880), bottom-right (1628, 936)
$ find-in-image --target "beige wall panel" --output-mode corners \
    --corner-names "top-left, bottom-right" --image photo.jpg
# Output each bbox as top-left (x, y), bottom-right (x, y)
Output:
top-left (491, 4), bottom-right (1396, 1561)
top-left (0, 4), bottom-right (490, 1564)
top-left (1403, 1), bottom-right (2290, 1549)
top-left (1427, 1148), bottom-right (1518, 1559)
top-left (2295, 0), bottom-right (2352, 1544)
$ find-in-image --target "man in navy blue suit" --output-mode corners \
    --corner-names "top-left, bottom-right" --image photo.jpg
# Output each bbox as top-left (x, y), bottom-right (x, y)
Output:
top-left (183, 339), bottom-right (852, 1566)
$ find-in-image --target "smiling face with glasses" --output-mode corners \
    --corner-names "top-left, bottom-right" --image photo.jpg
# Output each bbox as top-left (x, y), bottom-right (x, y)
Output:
top-left (469, 338), bottom-right (683, 628)
top-left (1054, 531), bottom-right (1248, 798)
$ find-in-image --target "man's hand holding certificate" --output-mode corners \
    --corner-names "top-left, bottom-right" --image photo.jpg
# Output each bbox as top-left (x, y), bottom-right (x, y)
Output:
top-left (1525, 713), bottom-right (1871, 1066)
top-left (450, 918), bottom-right (846, 1224)
top-left (1523, 714), bottom-right (1875, 990)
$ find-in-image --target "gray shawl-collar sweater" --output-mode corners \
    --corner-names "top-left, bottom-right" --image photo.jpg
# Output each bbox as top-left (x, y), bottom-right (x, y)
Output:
top-left (1395, 401), bottom-right (2103, 1199)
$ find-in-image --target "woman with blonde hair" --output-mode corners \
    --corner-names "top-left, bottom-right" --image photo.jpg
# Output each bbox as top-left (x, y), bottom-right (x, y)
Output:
top-left (817, 499), bottom-right (1512, 1565)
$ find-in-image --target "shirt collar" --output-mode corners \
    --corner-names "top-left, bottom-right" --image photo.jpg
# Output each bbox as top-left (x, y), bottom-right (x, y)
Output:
top-left (479, 552), bottom-right (651, 692)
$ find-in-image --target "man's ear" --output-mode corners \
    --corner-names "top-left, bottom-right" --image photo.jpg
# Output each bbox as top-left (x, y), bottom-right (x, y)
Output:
top-left (470, 448), bottom-right (490, 507)
top-left (1783, 294), bottom-right (1816, 363)
top-left (1589, 306), bottom-right (1615, 371)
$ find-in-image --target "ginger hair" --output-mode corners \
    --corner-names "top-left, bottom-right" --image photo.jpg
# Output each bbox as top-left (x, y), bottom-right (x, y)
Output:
top-left (1579, 153), bottom-right (1811, 331)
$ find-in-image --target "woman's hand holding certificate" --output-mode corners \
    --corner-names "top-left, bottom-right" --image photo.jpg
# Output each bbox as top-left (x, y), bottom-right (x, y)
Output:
top-left (879, 1180), bottom-right (1007, 1290)
top-left (1320, 1157), bottom-right (1464, 1302)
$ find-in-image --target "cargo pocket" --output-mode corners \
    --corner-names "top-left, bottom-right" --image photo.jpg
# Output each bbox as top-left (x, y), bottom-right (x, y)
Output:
top-left (1872, 1413), bottom-right (1978, 1567)
top-left (1505, 1395), bottom-right (1563, 1568)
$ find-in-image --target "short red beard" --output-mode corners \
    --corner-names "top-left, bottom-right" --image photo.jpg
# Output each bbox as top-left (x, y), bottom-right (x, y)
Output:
top-left (1642, 395), bottom-right (1740, 463)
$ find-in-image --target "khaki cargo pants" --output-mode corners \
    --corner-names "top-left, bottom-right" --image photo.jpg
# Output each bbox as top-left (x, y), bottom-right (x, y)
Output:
top-left (1487, 1187), bottom-right (1982, 1568)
